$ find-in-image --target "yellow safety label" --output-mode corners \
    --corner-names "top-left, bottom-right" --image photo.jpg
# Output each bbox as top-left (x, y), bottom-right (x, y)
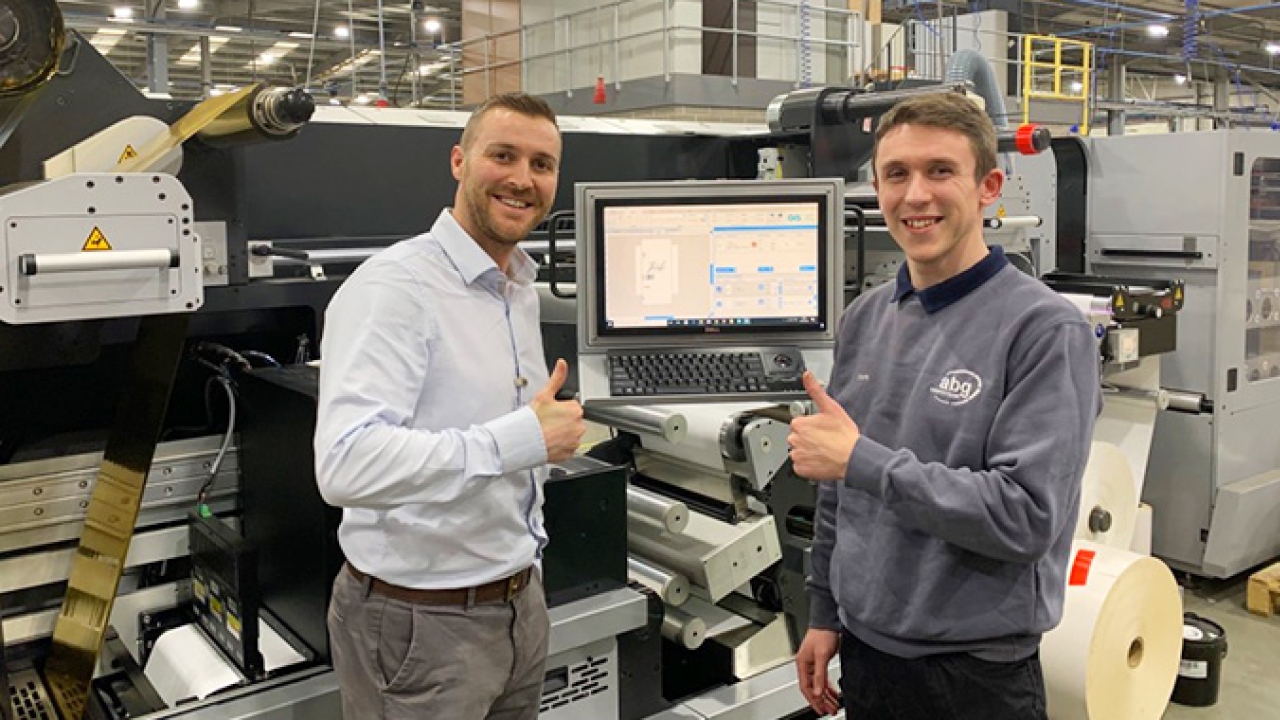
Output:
top-left (82, 226), bottom-right (113, 251)
top-left (996, 205), bottom-right (1008, 218)
top-left (118, 144), bottom-right (139, 164)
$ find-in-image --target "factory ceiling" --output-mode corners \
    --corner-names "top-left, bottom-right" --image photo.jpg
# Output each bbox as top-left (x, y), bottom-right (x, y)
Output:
top-left (53, 0), bottom-right (1280, 106)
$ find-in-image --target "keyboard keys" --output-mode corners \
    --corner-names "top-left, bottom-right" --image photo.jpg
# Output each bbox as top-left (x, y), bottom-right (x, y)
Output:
top-left (606, 348), bottom-right (806, 398)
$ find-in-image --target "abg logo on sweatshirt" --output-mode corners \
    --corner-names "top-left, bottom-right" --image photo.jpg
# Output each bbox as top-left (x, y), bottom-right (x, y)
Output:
top-left (931, 369), bottom-right (983, 406)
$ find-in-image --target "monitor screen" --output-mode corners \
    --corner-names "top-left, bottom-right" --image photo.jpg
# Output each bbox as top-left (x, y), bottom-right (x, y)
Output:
top-left (576, 179), bottom-right (843, 351)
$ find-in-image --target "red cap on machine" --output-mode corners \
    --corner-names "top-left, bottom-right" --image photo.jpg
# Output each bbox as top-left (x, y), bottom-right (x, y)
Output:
top-left (1015, 124), bottom-right (1046, 155)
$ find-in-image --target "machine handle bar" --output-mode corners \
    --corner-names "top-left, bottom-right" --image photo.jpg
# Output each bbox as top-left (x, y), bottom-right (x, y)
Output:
top-left (19, 249), bottom-right (178, 276)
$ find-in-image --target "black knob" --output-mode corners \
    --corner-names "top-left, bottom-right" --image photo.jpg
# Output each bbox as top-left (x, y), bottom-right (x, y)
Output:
top-left (1088, 506), bottom-right (1112, 534)
top-left (277, 88), bottom-right (316, 124)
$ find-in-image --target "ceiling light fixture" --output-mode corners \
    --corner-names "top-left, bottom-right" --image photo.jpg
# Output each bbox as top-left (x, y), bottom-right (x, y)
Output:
top-left (288, 32), bottom-right (313, 39)
top-left (113, 6), bottom-right (134, 19)
top-left (334, 25), bottom-right (350, 38)
top-left (215, 25), bottom-right (242, 32)
top-left (1175, 74), bottom-right (1187, 84)
top-left (177, 0), bottom-right (198, 9)
top-left (1267, 42), bottom-right (1280, 55)
top-left (1147, 24), bottom-right (1169, 38)
top-left (1070, 80), bottom-right (1084, 92)
top-left (424, 18), bottom-right (441, 34)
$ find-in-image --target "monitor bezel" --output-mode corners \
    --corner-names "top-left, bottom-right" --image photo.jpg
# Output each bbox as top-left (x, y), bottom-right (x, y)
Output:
top-left (576, 179), bottom-right (844, 353)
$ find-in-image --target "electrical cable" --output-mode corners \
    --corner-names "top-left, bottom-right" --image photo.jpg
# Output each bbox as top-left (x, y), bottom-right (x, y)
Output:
top-left (196, 375), bottom-right (236, 516)
top-left (240, 350), bottom-right (281, 368)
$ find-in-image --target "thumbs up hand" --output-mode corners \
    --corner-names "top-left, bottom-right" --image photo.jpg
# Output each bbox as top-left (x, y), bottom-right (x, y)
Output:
top-left (531, 359), bottom-right (585, 463)
top-left (787, 371), bottom-right (860, 482)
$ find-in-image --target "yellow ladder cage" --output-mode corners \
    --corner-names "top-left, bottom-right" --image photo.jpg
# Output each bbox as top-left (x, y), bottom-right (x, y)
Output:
top-left (1022, 34), bottom-right (1094, 134)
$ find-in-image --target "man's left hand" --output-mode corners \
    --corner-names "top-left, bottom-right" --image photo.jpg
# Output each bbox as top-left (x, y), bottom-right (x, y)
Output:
top-left (788, 371), bottom-right (860, 482)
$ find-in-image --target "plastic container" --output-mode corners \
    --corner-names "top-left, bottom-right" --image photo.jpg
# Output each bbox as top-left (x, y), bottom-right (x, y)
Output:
top-left (1170, 612), bottom-right (1227, 707)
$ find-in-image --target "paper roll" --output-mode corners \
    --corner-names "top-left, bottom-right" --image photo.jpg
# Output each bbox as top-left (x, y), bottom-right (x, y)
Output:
top-left (1042, 541), bottom-right (1183, 720)
top-left (142, 619), bottom-right (306, 707)
top-left (1075, 442), bottom-right (1138, 550)
top-left (144, 624), bottom-right (243, 706)
top-left (627, 486), bottom-right (689, 535)
top-left (628, 556), bottom-right (689, 607)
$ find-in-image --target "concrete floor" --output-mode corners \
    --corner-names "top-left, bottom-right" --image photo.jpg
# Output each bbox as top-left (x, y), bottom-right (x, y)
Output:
top-left (1162, 571), bottom-right (1280, 719)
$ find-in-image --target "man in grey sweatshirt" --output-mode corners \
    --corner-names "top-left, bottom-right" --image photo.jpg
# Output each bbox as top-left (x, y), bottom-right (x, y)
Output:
top-left (788, 92), bottom-right (1101, 719)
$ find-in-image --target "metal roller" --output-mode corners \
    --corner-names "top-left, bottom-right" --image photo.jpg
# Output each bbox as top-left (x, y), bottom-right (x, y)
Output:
top-left (983, 215), bottom-right (1043, 230)
top-left (661, 606), bottom-right (706, 650)
top-left (628, 556), bottom-right (689, 607)
top-left (585, 405), bottom-right (688, 444)
top-left (627, 486), bottom-right (689, 535)
top-left (1166, 390), bottom-right (1211, 415)
top-left (197, 86), bottom-right (316, 148)
top-left (1105, 385), bottom-right (1170, 411)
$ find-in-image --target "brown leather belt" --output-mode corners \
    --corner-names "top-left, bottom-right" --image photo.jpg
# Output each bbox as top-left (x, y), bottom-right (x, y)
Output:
top-left (346, 563), bottom-right (533, 605)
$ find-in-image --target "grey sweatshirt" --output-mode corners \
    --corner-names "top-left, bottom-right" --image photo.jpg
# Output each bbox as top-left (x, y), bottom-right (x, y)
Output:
top-left (807, 250), bottom-right (1102, 661)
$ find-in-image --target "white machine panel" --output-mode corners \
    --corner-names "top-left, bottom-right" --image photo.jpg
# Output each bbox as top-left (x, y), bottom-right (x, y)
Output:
top-left (0, 173), bottom-right (202, 324)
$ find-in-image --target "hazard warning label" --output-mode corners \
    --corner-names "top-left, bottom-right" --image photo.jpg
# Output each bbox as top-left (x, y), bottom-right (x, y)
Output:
top-left (118, 144), bottom-right (139, 164)
top-left (83, 227), bottom-right (113, 251)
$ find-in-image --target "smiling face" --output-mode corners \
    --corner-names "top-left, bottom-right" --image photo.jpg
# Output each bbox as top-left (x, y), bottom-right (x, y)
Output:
top-left (451, 107), bottom-right (561, 270)
top-left (873, 122), bottom-right (1004, 289)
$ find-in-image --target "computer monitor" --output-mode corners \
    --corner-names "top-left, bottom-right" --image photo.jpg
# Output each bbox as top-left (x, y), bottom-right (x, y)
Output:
top-left (575, 178), bottom-right (844, 406)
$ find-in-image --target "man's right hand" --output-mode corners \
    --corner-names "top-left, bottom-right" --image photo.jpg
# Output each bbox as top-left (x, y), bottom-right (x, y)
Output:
top-left (796, 628), bottom-right (842, 716)
top-left (531, 359), bottom-right (585, 463)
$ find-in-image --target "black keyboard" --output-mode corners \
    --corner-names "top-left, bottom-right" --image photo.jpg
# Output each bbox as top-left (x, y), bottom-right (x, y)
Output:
top-left (607, 347), bottom-right (807, 397)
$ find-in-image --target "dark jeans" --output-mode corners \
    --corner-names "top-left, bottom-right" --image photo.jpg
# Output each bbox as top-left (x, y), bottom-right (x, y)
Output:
top-left (839, 629), bottom-right (1047, 720)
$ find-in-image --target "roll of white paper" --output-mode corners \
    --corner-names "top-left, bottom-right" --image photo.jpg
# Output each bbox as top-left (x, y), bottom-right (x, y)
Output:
top-left (1042, 541), bottom-right (1183, 720)
top-left (628, 556), bottom-right (689, 607)
top-left (1075, 442), bottom-right (1138, 549)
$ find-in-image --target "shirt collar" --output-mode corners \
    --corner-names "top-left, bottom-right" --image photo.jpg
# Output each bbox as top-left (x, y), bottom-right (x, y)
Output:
top-left (432, 209), bottom-right (540, 288)
top-left (892, 246), bottom-right (1009, 313)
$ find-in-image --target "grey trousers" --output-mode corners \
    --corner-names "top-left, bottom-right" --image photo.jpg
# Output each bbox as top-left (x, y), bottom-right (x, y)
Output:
top-left (327, 565), bottom-right (549, 720)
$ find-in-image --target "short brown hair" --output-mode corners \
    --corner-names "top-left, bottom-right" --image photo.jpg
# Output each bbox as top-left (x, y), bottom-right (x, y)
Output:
top-left (873, 93), bottom-right (997, 180)
top-left (460, 92), bottom-right (558, 149)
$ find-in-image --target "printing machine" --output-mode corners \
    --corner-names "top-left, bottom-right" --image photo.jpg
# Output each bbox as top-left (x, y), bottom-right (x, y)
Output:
top-left (0, 5), bottom-right (1248, 719)
top-left (0, 5), bottom-right (699, 718)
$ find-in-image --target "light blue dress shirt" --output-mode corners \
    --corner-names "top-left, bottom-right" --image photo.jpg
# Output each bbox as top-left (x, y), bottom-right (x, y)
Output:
top-left (314, 209), bottom-right (550, 589)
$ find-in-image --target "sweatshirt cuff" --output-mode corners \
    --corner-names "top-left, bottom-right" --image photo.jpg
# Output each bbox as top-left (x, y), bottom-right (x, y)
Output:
top-left (845, 437), bottom-right (895, 497)
top-left (808, 589), bottom-right (842, 631)
top-left (486, 406), bottom-right (547, 473)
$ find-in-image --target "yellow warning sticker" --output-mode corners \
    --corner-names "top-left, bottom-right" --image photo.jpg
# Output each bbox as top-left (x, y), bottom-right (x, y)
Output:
top-left (118, 144), bottom-right (138, 164)
top-left (82, 227), bottom-right (113, 251)
top-left (996, 205), bottom-right (1008, 218)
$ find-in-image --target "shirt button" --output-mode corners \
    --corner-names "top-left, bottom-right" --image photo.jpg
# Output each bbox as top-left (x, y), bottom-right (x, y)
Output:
top-left (514, 376), bottom-right (529, 388)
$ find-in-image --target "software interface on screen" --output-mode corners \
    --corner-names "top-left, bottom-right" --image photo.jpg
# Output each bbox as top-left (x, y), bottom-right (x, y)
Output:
top-left (599, 200), bottom-right (823, 334)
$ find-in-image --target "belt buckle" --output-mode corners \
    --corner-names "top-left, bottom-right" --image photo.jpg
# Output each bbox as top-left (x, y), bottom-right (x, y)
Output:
top-left (504, 572), bottom-right (522, 602)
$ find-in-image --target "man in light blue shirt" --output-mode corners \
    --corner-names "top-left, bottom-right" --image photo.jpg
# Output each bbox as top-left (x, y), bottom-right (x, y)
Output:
top-left (315, 92), bottom-right (585, 720)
